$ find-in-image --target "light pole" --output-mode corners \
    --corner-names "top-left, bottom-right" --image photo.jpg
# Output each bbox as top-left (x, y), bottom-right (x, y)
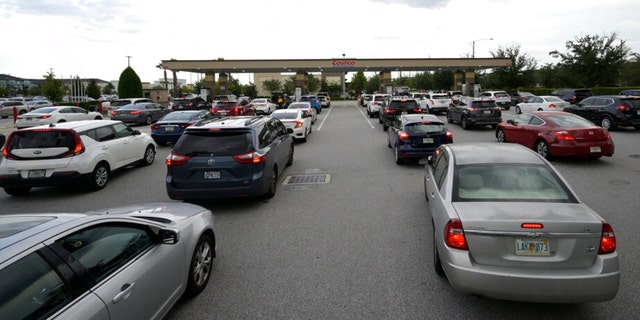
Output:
top-left (471, 38), bottom-right (493, 58)
top-left (341, 53), bottom-right (346, 98)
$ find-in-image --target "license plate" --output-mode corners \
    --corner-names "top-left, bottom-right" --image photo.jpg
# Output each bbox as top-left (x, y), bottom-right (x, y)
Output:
top-left (28, 170), bottom-right (46, 179)
top-left (25, 118), bottom-right (32, 121)
top-left (423, 138), bottom-right (433, 143)
top-left (204, 171), bottom-right (220, 179)
top-left (590, 146), bottom-right (601, 153)
top-left (164, 126), bottom-right (174, 132)
top-left (515, 239), bottom-right (550, 256)
top-left (219, 111), bottom-right (227, 115)
top-left (484, 110), bottom-right (492, 114)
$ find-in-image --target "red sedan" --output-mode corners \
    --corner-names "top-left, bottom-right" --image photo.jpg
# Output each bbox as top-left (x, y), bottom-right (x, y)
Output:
top-left (495, 111), bottom-right (614, 159)
top-left (211, 100), bottom-right (256, 117)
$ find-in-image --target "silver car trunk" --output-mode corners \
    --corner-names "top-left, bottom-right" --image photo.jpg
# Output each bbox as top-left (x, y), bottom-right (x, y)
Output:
top-left (452, 202), bottom-right (604, 269)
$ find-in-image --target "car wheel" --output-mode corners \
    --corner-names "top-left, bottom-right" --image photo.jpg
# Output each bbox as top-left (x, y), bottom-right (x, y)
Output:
top-left (535, 140), bottom-right (551, 159)
top-left (58, 119), bottom-right (66, 123)
top-left (433, 224), bottom-right (445, 277)
top-left (461, 116), bottom-right (469, 130)
top-left (145, 115), bottom-right (153, 125)
top-left (185, 234), bottom-right (214, 296)
top-left (19, 109), bottom-right (27, 115)
top-left (600, 115), bottom-right (616, 131)
top-left (264, 167), bottom-right (278, 198)
top-left (395, 145), bottom-right (404, 165)
top-left (496, 128), bottom-right (507, 142)
top-left (515, 106), bottom-right (521, 114)
top-left (94, 116), bottom-right (102, 120)
top-left (89, 162), bottom-right (109, 190)
top-left (4, 186), bottom-right (31, 196)
top-left (141, 145), bottom-right (156, 166)
top-left (286, 144), bottom-right (294, 167)
top-left (301, 128), bottom-right (308, 143)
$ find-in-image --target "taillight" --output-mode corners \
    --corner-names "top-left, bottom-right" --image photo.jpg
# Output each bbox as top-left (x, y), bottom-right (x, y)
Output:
top-left (179, 123), bottom-right (193, 128)
top-left (150, 124), bottom-right (159, 130)
top-left (166, 153), bottom-right (191, 166)
top-left (294, 121), bottom-right (303, 128)
top-left (444, 218), bottom-right (468, 250)
top-left (130, 110), bottom-right (141, 115)
top-left (429, 99), bottom-right (435, 105)
top-left (233, 151), bottom-right (266, 164)
top-left (413, 108), bottom-right (422, 113)
top-left (616, 105), bottom-right (629, 111)
top-left (385, 109), bottom-right (396, 115)
top-left (555, 131), bottom-right (575, 141)
top-left (548, 104), bottom-right (556, 109)
top-left (521, 223), bottom-right (544, 229)
top-left (397, 131), bottom-right (409, 140)
top-left (599, 221), bottom-right (616, 254)
top-left (445, 131), bottom-right (453, 139)
top-left (110, 111), bottom-right (117, 115)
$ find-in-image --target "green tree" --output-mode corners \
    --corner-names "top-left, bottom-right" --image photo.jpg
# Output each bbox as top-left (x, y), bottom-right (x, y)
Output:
top-left (262, 79), bottom-right (282, 93)
top-left (549, 32), bottom-right (631, 87)
top-left (307, 74), bottom-right (320, 93)
top-left (41, 71), bottom-right (65, 102)
top-left (0, 87), bottom-right (9, 97)
top-left (489, 43), bottom-right (537, 89)
top-left (283, 76), bottom-right (296, 95)
top-left (118, 67), bottom-right (143, 98)
top-left (433, 70), bottom-right (454, 91)
top-left (243, 83), bottom-right (258, 98)
top-left (365, 74), bottom-right (380, 93)
top-left (102, 83), bottom-right (115, 95)
top-left (349, 72), bottom-right (367, 95)
top-left (85, 79), bottom-right (101, 99)
top-left (326, 81), bottom-right (342, 97)
top-left (620, 53), bottom-right (640, 86)
top-left (414, 72), bottom-right (433, 90)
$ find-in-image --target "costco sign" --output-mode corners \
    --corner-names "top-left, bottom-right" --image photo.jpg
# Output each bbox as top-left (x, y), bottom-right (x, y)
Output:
top-left (332, 60), bottom-right (356, 67)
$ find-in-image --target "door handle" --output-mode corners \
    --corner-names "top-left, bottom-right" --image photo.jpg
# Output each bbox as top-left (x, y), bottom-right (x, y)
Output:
top-left (112, 282), bottom-right (135, 304)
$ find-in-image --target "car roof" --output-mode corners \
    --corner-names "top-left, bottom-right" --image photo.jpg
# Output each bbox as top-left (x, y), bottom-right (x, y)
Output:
top-left (186, 116), bottom-right (264, 131)
top-left (401, 114), bottom-right (440, 123)
top-left (15, 120), bottom-right (120, 131)
top-left (445, 143), bottom-right (545, 166)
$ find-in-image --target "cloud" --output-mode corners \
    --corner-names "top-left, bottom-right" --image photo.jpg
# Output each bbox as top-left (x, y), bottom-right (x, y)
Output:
top-left (368, 0), bottom-right (451, 8)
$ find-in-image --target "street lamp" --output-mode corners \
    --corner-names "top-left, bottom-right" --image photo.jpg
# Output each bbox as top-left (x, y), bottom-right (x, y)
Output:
top-left (471, 38), bottom-right (493, 58)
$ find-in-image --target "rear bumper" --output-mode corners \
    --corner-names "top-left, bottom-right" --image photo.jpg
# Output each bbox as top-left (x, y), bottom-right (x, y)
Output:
top-left (0, 171), bottom-right (89, 188)
top-left (467, 117), bottom-right (502, 125)
top-left (549, 141), bottom-right (614, 157)
top-left (166, 174), bottom-right (269, 200)
top-left (442, 247), bottom-right (620, 303)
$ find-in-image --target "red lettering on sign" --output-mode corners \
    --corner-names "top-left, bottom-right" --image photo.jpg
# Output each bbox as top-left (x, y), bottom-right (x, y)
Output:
top-left (332, 60), bottom-right (356, 66)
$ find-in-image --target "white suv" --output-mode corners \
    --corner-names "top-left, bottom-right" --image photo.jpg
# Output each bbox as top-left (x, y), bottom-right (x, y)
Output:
top-left (367, 94), bottom-right (389, 118)
top-left (480, 91), bottom-right (511, 110)
top-left (0, 120), bottom-right (157, 195)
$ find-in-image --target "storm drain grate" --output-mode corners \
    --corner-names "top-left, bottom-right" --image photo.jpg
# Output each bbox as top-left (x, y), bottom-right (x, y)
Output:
top-left (283, 174), bottom-right (331, 185)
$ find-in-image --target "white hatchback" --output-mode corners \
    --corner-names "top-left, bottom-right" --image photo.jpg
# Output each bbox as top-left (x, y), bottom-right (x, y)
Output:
top-left (271, 109), bottom-right (312, 142)
top-left (0, 120), bottom-right (157, 195)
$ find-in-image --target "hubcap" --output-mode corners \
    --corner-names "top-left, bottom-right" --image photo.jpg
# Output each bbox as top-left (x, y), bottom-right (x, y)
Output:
top-left (192, 241), bottom-right (212, 286)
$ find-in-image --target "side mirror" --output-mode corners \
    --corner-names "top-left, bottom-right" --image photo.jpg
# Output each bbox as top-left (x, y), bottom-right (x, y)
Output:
top-left (159, 229), bottom-right (179, 244)
top-left (507, 119), bottom-right (516, 125)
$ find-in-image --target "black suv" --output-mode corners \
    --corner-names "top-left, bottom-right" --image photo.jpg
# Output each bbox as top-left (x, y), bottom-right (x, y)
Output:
top-left (551, 88), bottom-right (593, 104)
top-left (379, 97), bottom-right (422, 131)
top-left (446, 96), bottom-right (502, 130)
top-left (564, 95), bottom-right (640, 130)
top-left (166, 116), bottom-right (294, 200)
top-left (171, 96), bottom-right (211, 111)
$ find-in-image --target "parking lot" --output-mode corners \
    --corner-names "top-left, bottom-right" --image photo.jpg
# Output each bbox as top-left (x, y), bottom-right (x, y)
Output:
top-left (1, 100), bottom-right (639, 319)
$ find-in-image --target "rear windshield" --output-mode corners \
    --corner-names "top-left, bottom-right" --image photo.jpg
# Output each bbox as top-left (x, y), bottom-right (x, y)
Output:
top-left (111, 100), bottom-right (132, 106)
top-left (7, 130), bottom-right (75, 150)
top-left (374, 96), bottom-right (386, 102)
top-left (431, 94), bottom-right (449, 99)
top-left (174, 131), bottom-right (252, 157)
top-left (214, 102), bottom-right (238, 108)
top-left (389, 101), bottom-right (419, 109)
top-left (470, 101), bottom-right (497, 108)
top-left (272, 112), bottom-right (298, 120)
top-left (622, 98), bottom-right (640, 108)
top-left (404, 122), bottom-right (445, 134)
top-left (494, 92), bottom-right (509, 98)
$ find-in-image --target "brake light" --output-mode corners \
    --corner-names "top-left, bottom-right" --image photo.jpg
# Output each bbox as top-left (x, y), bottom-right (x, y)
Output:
top-left (179, 123), bottom-right (193, 128)
top-left (555, 131), bottom-right (575, 141)
top-left (548, 104), bottom-right (556, 109)
top-left (398, 131), bottom-right (409, 140)
top-left (166, 153), bottom-right (191, 166)
top-left (413, 108), bottom-right (422, 113)
top-left (372, 101), bottom-right (379, 105)
top-left (150, 124), bottom-right (159, 130)
top-left (444, 218), bottom-right (468, 250)
top-left (233, 151), bottom-right (267, 164)
top-left (385, 109), bottom-right (396, 115)
top-left (616, 105), bottom-right (629, 111)
top-left (110, 111), bottom-right (117, 115)
top-left (445, 131), bottom-right (453, 139)
top-left (130, 110), bottom-right (142, 115)
top-left (521, 223), bottom-right (544, 229)
top-left (599, 221), bottom-right (616, 254)
top-left (294, 120), bottom-right (303, 128)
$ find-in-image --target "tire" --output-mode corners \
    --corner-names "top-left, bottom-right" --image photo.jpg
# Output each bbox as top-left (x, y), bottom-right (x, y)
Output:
top-left (144, 115), bottom-right (153, 125)
top-left (600, 115), bottom-right (616, 131)
top-left (19, 109), bottom-right (27, 115)
top-left (461, 116), bottom-right (470, 130)
top-left (286, 144), bottom-right (294, 167)
top-left (141, 145), bottom-right (156, 166)
top-left (535, 140), bottom-right (551, 159)
top-left (515, 106), bottom-right (521, 114)
top-left (263, 167), bottom-right (278, 198)
top-left (433, 224), bottom-right (445, 277)
top-left (58, 119), bottom-right (66, 123)
top-left (4, 187), bottom-right (31, 196)
top-left (395, 145), bottom-right (404, 165)
top-left (301, 128), bottom-right (308, 142)
top-left (94, 116), bottom-right (102, 120)
top-left (89, 163), bottom-right (109, 190)
top-left (185, 234), bottom-right (214, 296)
top-left (387, 137), bottom-right (392, 148)
top-left (496, 128), bottom-right (507, 142)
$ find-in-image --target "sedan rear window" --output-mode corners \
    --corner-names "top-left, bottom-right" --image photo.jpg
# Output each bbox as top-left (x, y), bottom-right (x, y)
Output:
top-left (470, 101), bottom-right (497, 108)
top-left (404, 122), bottom-right (445, 134)
top-left (7, 130), bottom-right (76, 150)
top-left (454, 165), bottom-right (575, 202)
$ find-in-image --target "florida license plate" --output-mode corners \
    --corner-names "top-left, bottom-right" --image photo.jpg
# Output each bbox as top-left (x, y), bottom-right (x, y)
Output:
top-left (423, 138), bottom-right (433, 143)
top-left (28, 170), bottom-right (46, 179)
top-left (204, 171), bottom-right (220, 179)
top-left (590, 146), bottom-right (601, 153)
top-left (164, 126), bottom-right (174, 132)
top-left (515, 239), bottom-right (550, 256)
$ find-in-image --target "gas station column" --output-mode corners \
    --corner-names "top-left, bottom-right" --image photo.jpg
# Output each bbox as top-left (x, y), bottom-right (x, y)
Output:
top-left (203, 72), bottom-right (215, 98)
top-left (464, 69), bottom-right (476, 96)
top-left (454, 71), bottom-right (464, 92)
top-left (296, 70), bottom-right (308, 93)
top-left (218, 73), bottom-right (230, 94)
top-left (379, 69), bottom-right (392, 93)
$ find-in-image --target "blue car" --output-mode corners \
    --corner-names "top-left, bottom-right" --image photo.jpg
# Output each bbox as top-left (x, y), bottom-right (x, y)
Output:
top-left (300, 95), bottom-right (322, 114)
top-left (387, 114), bottom-right (453, 164)
top-left (150, 110), bottom-right (216, 145)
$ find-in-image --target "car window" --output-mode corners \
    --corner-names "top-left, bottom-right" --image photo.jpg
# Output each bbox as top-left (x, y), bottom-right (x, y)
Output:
top-left (405, 122), bottom-right (445, 133)
top-left (470, 100), bottom-right (496, 108)
top-left (0, 251), bottom-right (75, 319)
top-left (113, 123), bottom-right (134, 138)
top-left (257, 124), bottom-right (273, 148)
top-left (7, 130), bottom-right (76, 150)
top-left (55, 223), bottom-right (154, 285)
top-left (529, 116), bottom-right (544, 126)
top-left (454, 165), bottom-right (575, 202)
top-left (514, 114), bottom-right (533, 124)
top-left (175, 131), bottom-right (252, 156)
top-left (433, 150), bottom-right (449, 190)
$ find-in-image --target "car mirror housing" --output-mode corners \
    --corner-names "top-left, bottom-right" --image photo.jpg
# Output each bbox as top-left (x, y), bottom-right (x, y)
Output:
top-left (159, 229), bottom-right (180, 244)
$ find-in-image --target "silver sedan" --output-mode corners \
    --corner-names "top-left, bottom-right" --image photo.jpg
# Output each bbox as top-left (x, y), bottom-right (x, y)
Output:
top-left (0, 202), bottom-right (216, 319)
top-left (423, 143), bottom-right (619, 303)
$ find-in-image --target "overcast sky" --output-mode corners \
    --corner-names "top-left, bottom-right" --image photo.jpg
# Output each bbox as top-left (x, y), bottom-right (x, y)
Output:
top-left (1, 0), bottom-right (639, 84)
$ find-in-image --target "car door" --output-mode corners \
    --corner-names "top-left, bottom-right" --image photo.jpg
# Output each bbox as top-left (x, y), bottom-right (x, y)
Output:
top-left (112, 122), bottom-right (147, 166)
top-left (523, 96), bottom-right (542, 112)
top-left (569, 98), bottom-right (597, 121)
top-left (502, 114), bottom-right (533, 146)
top-left (47, 221), bottom-right (185, 320)
top-left (388, 117), bottom-right (401, 147)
